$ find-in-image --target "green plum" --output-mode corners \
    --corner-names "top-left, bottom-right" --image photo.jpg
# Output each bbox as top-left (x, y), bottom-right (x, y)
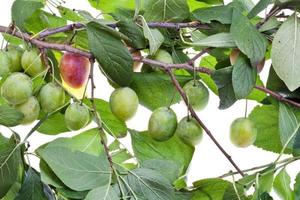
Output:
top-left (7, 46), bottom-right (23, 72)
top-left (148, 107), bottom-right (177, 141)
top-left (109, 87), bottom-right (139, 121)
top-left (183, 80), bottom-right (209, 111)
top-left (21, 48), bottom-right (46, 77)
top-left (1, 72), bottom-right (33, 105)
top-left (16, 96), bottom-right (40, 124)
top-left (65, 102), bottom-right (90, 131)
top-left (0, 51), bottom-right (12, 77)
top-left (176, 116), bottom-right (203, 146)
top-left (230, 118), bottom-right (257, 148)
top-left (39, 82), bottom-right (65, 113)
top-left (153, 49), bottom-right (173, 64)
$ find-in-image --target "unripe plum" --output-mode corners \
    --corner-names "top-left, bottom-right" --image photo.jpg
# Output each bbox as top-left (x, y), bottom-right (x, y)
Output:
top-left (21, 49), bottom-right (45, 77)
top-left (183, 80), bottom-right (209, 111)
top-left (153, 49), bottom-right (173, 64)
top-left (7, 46), bottom-right (23, 72)
top-left (230, 118), bottom-right (257, 148)
top-left (1, 72), bottom-right (33, 105)
top-left (64, 102), bottom-right (90, 131)
top-left (176, 116), bottom-right (203, 146)
top-left (60, 53), bottom-right (90, 89)
top-left (16, 96), bottom-right (40, 124)
top-left (109, 87), bottom-right (139, 121)
top-left (39, 82), bottom-right (65, 113)
top-left (148, 107), bottom-right (177, 141)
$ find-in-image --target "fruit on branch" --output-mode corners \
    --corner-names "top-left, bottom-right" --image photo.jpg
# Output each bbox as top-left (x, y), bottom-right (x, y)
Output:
top-left (183, 80), bottom-right (209, 111)
top-left (109, 87), bottom-right (139, 121)
top-left (64, 102), bottom-right (90, 131)
top-left (6, 45), bottom-right (23, 72)
top-left (60, 52), bottom-right (90, 89)
top-left (0, 51), bottom-right (12, 77)
top-left (21, 48), bottom-right (46, 77)
top-left (39, 82), bottom-right (65, 113)
top-left (230, 118), bottom-right (257, 148)
top-left (153, 49), bottom-right (173, 64)
top-left (148, 107), bottom-right (177, 141)
top-left (16, 96), bottom-right (40, 124)
top-left (230, 49), bottom-right (265, 73)
top-left (1, 72), bottom-right (33, 105)
top-left (175, 116), bottom-right (203, 146)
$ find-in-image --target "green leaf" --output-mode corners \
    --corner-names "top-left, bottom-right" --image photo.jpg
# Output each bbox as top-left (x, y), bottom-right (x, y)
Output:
top-left (40, 160), bottom-right (64, 188)
top-left (84, 99), bottom-right (127, 138)
top-left (0, 105), bottom-right (24, 127)
top-left (140, 17), bottom-right (164, 55)
top-left (248, 0), bottom-right (272, 19)
top-left (11, 0), bottom-right (44, 31)
top-left (15, 168), bottom-right (49, 200)
top-left (58, 6), bottom-right (85, 22)
top-left (38, 128), bottom-right (105, 156)
top-left (109, 140), bottom-right (135, 170)
top-left (232, 55), bottom-right (257, 99)
top-left (1, 182), bottom-right (22, 200)
top-left (125, 168), bottom-right (175, 200)
top-left (130, 73), bottom-right (191, 110)
top-left (273, 169), bottom-right (294, 200)
top-left (259, 17), bottom-right (281, 32)
top-left (188, 0), bottom-right (223, 10)
top-left (295, 172), bottom-right (300, 200)
top-left (85, 185), bottom-right (119, 200)
top-left (191, 178), bottom-right (245, 200)
top-left (86, 22), bottom-right (133, 86)
top-left (230, 9), bottom-right (267, 65)
top-left (249, 105), bottom-right (290, 154)
top-left (279, 103), bottom-right (300, 151)
top-left (57, 188), bottom-right (88, 200)
top-left (191, 6), bottom-right (233, 24)
top-left (88, 0), bottom-right (135, 13)
top-left (0, 134), bottom-right (23, 198)
top-left (187, 33), bottom-right (236, 48)
top-left (143, 0), bottom-right (189, 22)
top-left (247, 77), bottom-right (267, 102)
top-left (38, 146), bottom-right (111, 191)
top-left (37, 113), bottom-right (69, 135)
top-left (271, 14), bottom-right (300, 91)
top-left (130, 130), bottom-right (194, 177)
top-left (212, 67), bottom-right (237, 109)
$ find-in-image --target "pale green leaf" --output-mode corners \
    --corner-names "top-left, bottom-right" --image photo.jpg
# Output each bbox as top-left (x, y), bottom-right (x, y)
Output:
top-left (273, 169), bottom-right (294, 200)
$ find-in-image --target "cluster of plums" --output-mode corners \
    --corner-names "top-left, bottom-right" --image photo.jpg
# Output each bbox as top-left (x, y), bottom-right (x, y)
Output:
top-left (108, 77), bottom-right (210, 146)
top-left (0, 47), bottom-right (90, 131)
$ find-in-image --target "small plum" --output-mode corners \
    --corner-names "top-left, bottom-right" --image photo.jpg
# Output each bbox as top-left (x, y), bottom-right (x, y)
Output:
top-left (109, 87), bottom-right (139, 121)
top-left (39, 82), bottom-right (65, 113)
top-left (230, 118), bottom-right (257, 148)
top-left (21, 48), bottom-right (46, 77)
top-left (1, 72), bottom-right (33, 105)
top-left (64, 102), bottom-right (90, 131)
top-left (7, 46), bottom-right (23, 72)
top-left (16, 96), bottom-right (40, 124)
top-left (176, 116), bottom-right (203, 146)
top-left (183, 80), bottom-right (209, 111)
top-left (60, 52), bottom-right (90, 89)
top-left (0, 51), bottom-right (12, 77)
top-left (148, 107), bottom-right (177, 141)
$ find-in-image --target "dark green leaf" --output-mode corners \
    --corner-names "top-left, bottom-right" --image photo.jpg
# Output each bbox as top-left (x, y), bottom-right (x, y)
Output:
top-left (232, 55), bottom-right (257, 99)
top-left (15, 168), bottom-right (49, 200)
top-left (130, 130), bottom-right (194, 177)
top-left (38, 146), bottom-right (111, 191)
top-left (84, 99), bottom-right (127, 138)
top-left (0, 134), bottom-right (23, 198)
top-left (143, 0), bottom-right (189, 22)
top-left (40, 160), bottom-right (64, 188)
top-left (191, 6), bottom-right (233, 24)
top-left (85, 185), bottom-right (119, 200)
top-left (0, 105), bottom-right (24, 127)
top-left (37, 113), bottom-right (69, 135)
top-left (249, 105), bottom-right (290, 154)
top-left (11, 0), bottom-right (44, 31)
top-left (187, 33), bottom-right (236, 48)
top-left (125, 168), bottom-right (175, 200)
top-left (273, 169), bottom-right (294, 200)
top-left (295, 172), bottom-right (300, 200)
top-left (1, 182), bottom-right (21, 200)
top-left (86, 22), bottom-right (133, 86)
top-left (212, 67), bottom-right (237, 109)
top-left (130, 73), bottom-right (191, 110)
top-left (88, 0), bottom-right (135, 13)
top-left (57, 188), bottom-right (88, 199)
top-left (231, 9), bottom-right (267, 65)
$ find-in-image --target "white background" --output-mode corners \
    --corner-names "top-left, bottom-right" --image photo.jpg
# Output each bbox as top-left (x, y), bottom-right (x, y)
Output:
top-left (0, 0), bottom-right (299, 199)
